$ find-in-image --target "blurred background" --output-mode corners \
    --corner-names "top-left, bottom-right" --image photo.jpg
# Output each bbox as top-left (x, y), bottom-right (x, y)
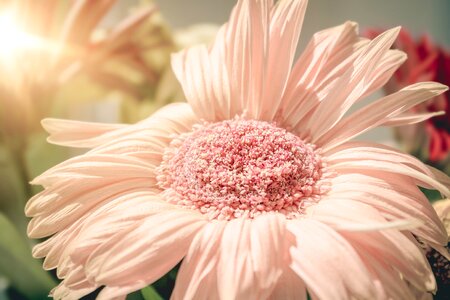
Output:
top-left (156, 0), bottom-right (450, 44)
top-left (0, 0), bottom-right (449, 299)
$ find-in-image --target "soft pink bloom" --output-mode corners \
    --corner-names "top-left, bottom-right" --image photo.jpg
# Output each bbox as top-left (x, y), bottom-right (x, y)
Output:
top-left (27, 1), bottom-right (450, 299)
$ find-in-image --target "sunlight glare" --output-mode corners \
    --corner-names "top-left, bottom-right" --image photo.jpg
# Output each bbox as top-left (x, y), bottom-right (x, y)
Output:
top-left (0, 12), bottom-right (43, 59)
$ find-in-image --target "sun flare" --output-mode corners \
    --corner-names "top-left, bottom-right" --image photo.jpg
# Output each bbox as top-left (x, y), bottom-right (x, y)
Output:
top-left (0, 11), bottom-right (44, 59)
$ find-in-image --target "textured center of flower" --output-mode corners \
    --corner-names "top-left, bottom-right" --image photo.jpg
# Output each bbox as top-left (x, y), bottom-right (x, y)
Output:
top-left (157, 119), bottom-right (328, 220)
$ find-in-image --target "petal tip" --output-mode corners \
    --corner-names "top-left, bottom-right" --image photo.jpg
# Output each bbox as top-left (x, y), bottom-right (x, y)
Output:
top-left (41, 118), bottom-right (57, 133)
top-left (378, 26), bottom-right (401, 42)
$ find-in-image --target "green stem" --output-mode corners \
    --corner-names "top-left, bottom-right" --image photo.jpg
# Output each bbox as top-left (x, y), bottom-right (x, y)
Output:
top-left (12, 146), bottom-right (33, 200)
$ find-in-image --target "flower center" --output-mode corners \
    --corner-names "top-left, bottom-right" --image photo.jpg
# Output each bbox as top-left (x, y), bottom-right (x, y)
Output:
top-left (157, 119), bottom-right (329, 220)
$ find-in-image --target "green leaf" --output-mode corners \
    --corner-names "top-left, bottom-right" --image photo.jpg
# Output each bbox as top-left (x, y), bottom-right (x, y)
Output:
top-left (141, 286), bottom-right (163, 300)
top-left (0, 277), bottom-right (8, 300)
top-left (25, 132), bottom-right (71, 182)
top-left (0, 213), bottom-right (56, 299)
top-left (420, 187), bottom-right (443, 203)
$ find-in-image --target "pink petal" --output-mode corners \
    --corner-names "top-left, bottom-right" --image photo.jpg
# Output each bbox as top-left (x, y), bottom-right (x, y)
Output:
top-left (327, 142), bottom-right (450, 197)
top-left (317, 82), bottom-right (448, 151)
top-left (42, 118), bottom-right (126, 148)
top-left (259, 0), bottom-right (307, 121)
top-left (359, 49), bottom-right (407, 99)
top-left (33, 192), bottom-right (169, 274)
top-left (31, 154), bottom-right (156, 187)
top-left (342, 230), bottom-right (435, 292)
top-left (250, 213), bottom-right (287, 297)
top-left (327, 172), bottom-right (447, 246)
top-left (310, 199), bottom-right (422, 232)
top-left (85, 209), bottom-right (206, 289)
top-left (355, 246), bottom-right (416, 300)
top-left (287, 219), bottom-right (376, 300)
top-left (225, 0), bottom-right (271, 119)
top-left (26, 176), bottom-right (155, 219)
top-left (269, 268), bottom-right (307, 300)
top-left (383, 111), bottom-right (445, 127)
top-left (43, 206), bottom-right (202, 299)
top-left (172, 221), bottom-right (227, 300)
top-left (172, 1), bottom-right (275, 120)
top-left (26, 178), bottom-right (151, 238)
top-left (171, 46), bottom-right (226, 121)
top-left (50, 280), bottom-right (97, 300)
top-left (306, 27), bottom-right (401, 140)
top-left (296, 47), bottom-right (402, 133)
top-left (280, 21), bottom-right (364, 131)
top-left (215, 218), bottom-right (255, 299)
top-left (32, 217), bottom-right (88, 270)
top-left (173, 213), bottom-right (287, 300)
top-left (42, 102), bottom-right (198, 149)
top-left (68, 194), bottom-right (176, 267)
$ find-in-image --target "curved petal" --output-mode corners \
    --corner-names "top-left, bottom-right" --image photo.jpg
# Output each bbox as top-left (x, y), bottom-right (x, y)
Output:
top-left (326, 142), bottom-right (450, 197)
top-left (293, 48), bottom-right (405, 134)
top-left (172, 0), bottom-right (310, 122)
top-left (224, 0), bottom-right (271, 119)
top-left (172, 1), bottom-right (272, 121)
top-left (173, 214), bottom-right (287, 300)
top-left (317, 82), bottom-right (448, 151)
top-left (341, 229), bottom-right (435, 292)
top-left (28, 104), bottom-right (195, 236)
top-left (249, 213), bottom-right (287, 296)
top-left (215, 214), bottom-right (288, 300)
top-left (382, 111), bottom-right (445, 127)
top-left (42, 118), bottom-right (127, 148)
top-left (354, 246), bottom-right (416, 300)
top-left (171, 221), bottom-right (227, 300)
top-left (171, 46), bottom-right (228, 121)
top-left (85, 209), bottom-right (206, 291)
top-left (326, 172), bottom-right (447, 247)
top-left (26, 179), bottom-right (152, 238)
top-left (42, 103), bottom-right (198, 148)
top-left (34, 192), bottom-right (169, 273)
top-left (40, 193), bottom-right (178, 299)
top-left (309, 199), bottom-right (422, 232)
top-left (215, 218), bottom-right (255, 299)
top-left (50, 279), bottom-right (97, 300)
top-left (269, 268), bottom-right (307, 300)
top-left (31, 154), bottom-right (157, 187)
top-left (287, 219), bottom-right (376, 300)
top-left (305, 27), bottom-right (401, 140)
top-left (321, 198), bottom-right (438, 293)
top-left (259, 0), bottom-right (308, 121)
top-left (67, 194), bottom-right (176, 268)
top-left (279, 21), bottom-right (366, 131)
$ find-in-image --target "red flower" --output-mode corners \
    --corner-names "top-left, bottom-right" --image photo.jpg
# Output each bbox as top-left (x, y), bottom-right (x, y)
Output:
top-left (368, 29), bottom-right (450, 162)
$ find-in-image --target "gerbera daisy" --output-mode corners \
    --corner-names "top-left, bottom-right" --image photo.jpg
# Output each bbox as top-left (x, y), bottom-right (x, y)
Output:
top-left (26, 0), bottom-right (450, 299)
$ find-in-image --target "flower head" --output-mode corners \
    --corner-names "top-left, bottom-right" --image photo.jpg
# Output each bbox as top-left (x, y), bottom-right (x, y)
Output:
top-left (27, 1), bottom-right (450, 299)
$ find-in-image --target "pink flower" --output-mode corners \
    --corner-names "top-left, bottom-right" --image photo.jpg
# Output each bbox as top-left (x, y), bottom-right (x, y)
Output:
top-left (27, 1), bottom-right (450, 299)
top-left (367, 29), bottom-right (450, 163)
